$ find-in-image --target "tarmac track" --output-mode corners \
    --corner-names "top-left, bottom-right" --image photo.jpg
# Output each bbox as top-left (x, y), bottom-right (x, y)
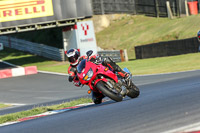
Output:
top-left (0, 70), bottom-right (200, 133)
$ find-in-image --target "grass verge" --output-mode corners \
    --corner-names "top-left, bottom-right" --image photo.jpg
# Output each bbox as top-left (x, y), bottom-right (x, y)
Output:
top-left (0, 104), bottom-right (11, 109)
top-left (118, 52), bottom-right (200, 75)
top-left (1, 48), bottom-right (200, 124)
top-left (8, 15), bottom-right (200, 59)
top-left (1, 47), bottom-right (200, 75)
top-left (96, 15), bottom-right (200, 59)
top-left (0, 98), bottom-right (92, 124)
top-left (0, 47), bottom-right (69, 74)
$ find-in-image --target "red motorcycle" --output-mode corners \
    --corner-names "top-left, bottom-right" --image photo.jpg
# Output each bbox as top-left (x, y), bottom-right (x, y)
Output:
top-left (77, 50), bottom-right (140, 103)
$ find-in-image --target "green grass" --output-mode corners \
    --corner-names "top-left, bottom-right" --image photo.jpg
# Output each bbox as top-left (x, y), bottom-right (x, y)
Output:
top-left (96, 15), bottom-right (200, 59)
top-left (9, 15), bottom-right (200, 60)
top-left (1, 14), bottom-right (200, 124)
top-left (118, 53), bottom-right (200, 75)
top-left (0, 47), bottom-right (69, 74)
top-left (1, 47), bottom-right (200, 75)
top-left (0, 104), bottom-right (11, 109)
top-left (0, 98), bottom-right (92, 124)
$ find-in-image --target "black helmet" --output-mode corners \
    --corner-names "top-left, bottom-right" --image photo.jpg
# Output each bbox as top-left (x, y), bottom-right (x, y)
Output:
top-left (66, 48), bottom-right (80, 66)
top-left (197, 30), bottom-right (200, 41)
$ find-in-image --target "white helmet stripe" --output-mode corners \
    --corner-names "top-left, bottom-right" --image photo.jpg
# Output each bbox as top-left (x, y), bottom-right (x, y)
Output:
top-left (67, 50), bottom-right (76, 57)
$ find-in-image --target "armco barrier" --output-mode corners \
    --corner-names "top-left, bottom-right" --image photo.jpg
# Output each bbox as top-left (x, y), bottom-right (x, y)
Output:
top-left (0, 36), bottom-right (65, 61)
top-left (135, 37), bottom-right (200, 59)
top-left (98, 50), bottom-right (121, 62)
top-left (98, 50), bottom-right (128, 62)
top-left (0, 36), bottom-right (126, 62)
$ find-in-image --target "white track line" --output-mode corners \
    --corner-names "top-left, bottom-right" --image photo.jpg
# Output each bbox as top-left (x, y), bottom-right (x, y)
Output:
top-left (0, 60), bottom-right (19, 67)
top-left (3, 103), bottom-right (26, 106)
top-left (134, 69), bottom-right (200, 77)
top-left (38, 69), bottom-right (200, 77)
top-left (38, 70), bottom-right (69, 76)
top-left (1, 59), bottom-right (200, 77)
top-left (162, 122), bottom-right (200, 133)
top-left (0, 102), bottom-right (94, 127)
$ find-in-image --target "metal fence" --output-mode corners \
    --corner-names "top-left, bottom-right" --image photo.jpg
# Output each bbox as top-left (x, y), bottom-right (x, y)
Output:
top-left (98, 50), bottom-right (122, 62)
top-left (0, 36), bottom-right (125, 62)
top-left (93, 0), bottom-right (136, 14)
top-left (135, 37), bottom-right (200, 59)
top-left (135, 0), bottom-right (179, 17)
top-left (92, 0), bottom-right (187, 17)
top-left (0, 36), bottom-right (65, 61)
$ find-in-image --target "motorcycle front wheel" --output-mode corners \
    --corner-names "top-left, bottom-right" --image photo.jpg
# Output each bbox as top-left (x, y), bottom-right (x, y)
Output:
top-left (127, 83), bottom-right (140, 98)
top-left (95, 81), bottom-right (123, 102)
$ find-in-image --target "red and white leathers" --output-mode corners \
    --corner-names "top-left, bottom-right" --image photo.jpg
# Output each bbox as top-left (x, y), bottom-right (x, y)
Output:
top-left (68, 55), bottom-right (98, 87)
top-left (68, 55), bottom-right (129, 87)
top-left (67, 54), bottom-right (130, 104)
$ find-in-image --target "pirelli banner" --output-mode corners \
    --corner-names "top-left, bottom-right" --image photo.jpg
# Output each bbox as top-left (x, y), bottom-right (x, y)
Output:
top-left (0, 0), bottom-right (93, 34)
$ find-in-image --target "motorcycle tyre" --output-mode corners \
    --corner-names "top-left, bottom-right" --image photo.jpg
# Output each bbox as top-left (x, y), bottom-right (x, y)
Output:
top-left (96, 81), bottom-right (123, 102)
top-left (127, 83), bottom-right (140, 98)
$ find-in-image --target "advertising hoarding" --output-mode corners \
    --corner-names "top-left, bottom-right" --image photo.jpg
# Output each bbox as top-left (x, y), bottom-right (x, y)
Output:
top-left (77, 21), bottom-right (97, 56)
top-left (63, 20), bottom-right (97, 57)
top-left (0, 0), bottom-right (93, 34)
top-left (0, 0), bottom-right (54, 23)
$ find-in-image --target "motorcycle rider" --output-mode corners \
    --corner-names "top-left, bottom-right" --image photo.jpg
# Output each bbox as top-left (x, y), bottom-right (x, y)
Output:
top-left (197, 30), bottom-right (200, 52)
top-left (197, 30), bottom-right (200, 42)
top-left (66, 48), bottom-right (130, 104)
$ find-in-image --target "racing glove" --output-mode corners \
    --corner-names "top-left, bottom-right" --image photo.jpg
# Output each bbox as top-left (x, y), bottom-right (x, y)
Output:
top-left (73, 80), bottom-right (82, 87)
top-left (95, 55), bottom-right (102, 64)
top-left (68, 76), bottom-right (74, 82)
top-left (90, 55), bottom-right (102, 64)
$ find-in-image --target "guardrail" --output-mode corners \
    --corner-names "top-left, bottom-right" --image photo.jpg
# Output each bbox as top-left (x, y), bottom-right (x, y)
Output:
top-left (0, 36), bottom-right (127, 62)
top-left (98, 49), bottom-right (128, 62)
top-left (98, 50), bottom-right (121, 62)
top-left (0, 36), bottom-right (65, 61)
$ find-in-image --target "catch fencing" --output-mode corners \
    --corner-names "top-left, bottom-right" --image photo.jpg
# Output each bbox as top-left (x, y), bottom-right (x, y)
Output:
top-left (135, 0), bottom-right (179, 17)
top-left (0, 36), bottom-right (65, 61)
top-left (135, 37), bottom-right (200, 59)
top-left (92, 0), bottom-right (187, 17)
top-left (92, 0), bottom-right (136, 14)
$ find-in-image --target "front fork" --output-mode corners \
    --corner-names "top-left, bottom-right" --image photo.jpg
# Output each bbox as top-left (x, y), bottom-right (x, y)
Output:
top-left (117, 68), bottom-right (134, 96)
top-left (122, 67), bottom-right (133, 89)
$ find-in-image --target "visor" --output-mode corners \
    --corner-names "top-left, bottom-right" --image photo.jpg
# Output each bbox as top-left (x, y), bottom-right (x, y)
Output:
top-left (68, 56), bottom-right (77, 63)
top-left (68, 52), bottom-right (79, 63)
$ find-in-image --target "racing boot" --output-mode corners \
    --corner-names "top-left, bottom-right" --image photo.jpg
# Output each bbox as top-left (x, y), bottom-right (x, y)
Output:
top-left (102, 57), bottom-right (131, 87)
top-left (117, 71), bottom-right (132, 88)
top-left (92, 91), bottom-right (105, 104)
top-left (102, 57), bottom-right (131, 88)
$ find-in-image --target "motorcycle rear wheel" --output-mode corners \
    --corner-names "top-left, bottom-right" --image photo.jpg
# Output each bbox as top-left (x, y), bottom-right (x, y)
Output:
top-left (96, 81), bottom-right (123, 102)
top-left (127, 83), bottom-right (140, 98)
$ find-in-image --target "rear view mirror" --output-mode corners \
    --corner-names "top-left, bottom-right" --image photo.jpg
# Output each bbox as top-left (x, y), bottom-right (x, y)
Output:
top-left (86, 50), bottom-right (93, 57)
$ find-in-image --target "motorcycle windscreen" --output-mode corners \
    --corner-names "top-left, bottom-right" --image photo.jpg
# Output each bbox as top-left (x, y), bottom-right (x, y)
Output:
top-left (77, 59), bottom-right (86, 73)
top-left (123, 68), bottom-right (131, 74)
